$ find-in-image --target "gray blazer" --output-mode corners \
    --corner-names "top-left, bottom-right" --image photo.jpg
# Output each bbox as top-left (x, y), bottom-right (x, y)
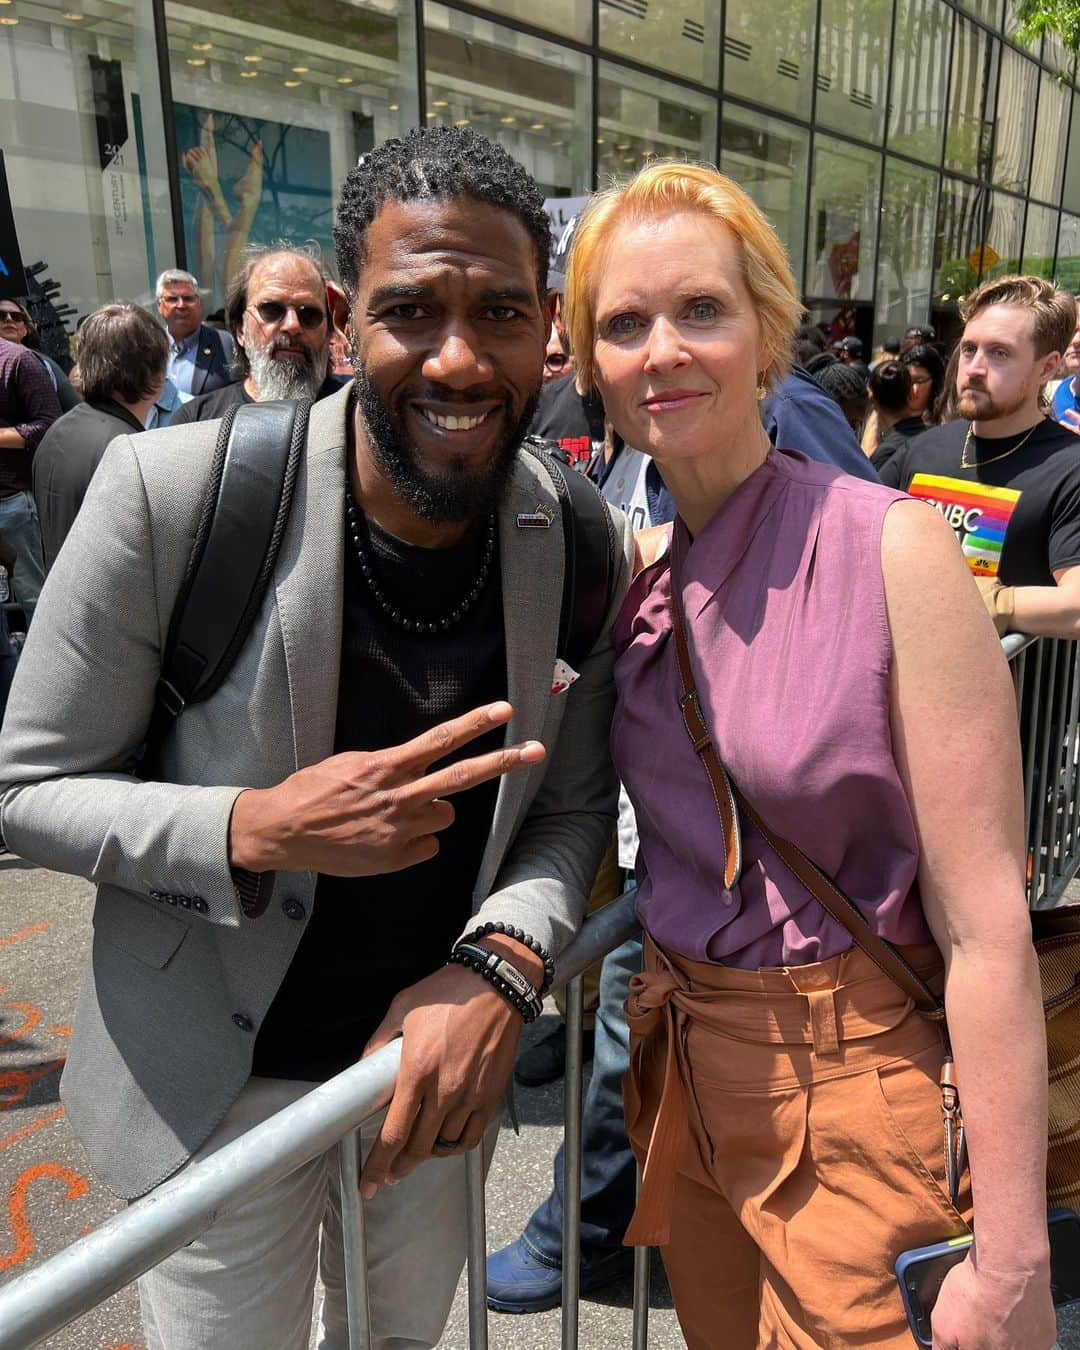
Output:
top-left (0, 383), bottom-right (632, 1198)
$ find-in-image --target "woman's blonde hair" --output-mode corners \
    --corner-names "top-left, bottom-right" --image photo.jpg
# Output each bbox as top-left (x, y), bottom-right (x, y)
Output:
top-left (563, 161), bottom-right (802, 396)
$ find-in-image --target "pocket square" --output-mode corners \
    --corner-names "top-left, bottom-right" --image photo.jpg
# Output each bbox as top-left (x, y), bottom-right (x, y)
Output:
top-left (551, 658), bottom-right (580, 696)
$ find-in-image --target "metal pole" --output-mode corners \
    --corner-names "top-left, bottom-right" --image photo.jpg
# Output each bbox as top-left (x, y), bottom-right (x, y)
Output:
top-left (1047, 640), bottom-right (1072, 899)
top-left (631, 1163), bottom-right (651, 1350)
top-left (561, 973), bottom-right (585, 1350)
top-left (337, 1130), bottom-right (372, 1350)
top-left (1033, 640), bottom-right (1059, 903)
top-left (464, 1148), bottom-right (489, 1350)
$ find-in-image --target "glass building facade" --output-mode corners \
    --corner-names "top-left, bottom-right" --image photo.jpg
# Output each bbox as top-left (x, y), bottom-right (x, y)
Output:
top-left (2, 0), bottom-right (1076, 358)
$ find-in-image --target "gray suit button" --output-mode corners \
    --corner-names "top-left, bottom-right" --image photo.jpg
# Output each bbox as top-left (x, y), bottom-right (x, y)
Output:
top-left (164, 893), bottom-right (178, 905)
top-left (282, 898), bottom-right (306, 921)
top-left (232, 1013), bottom-right (254, 1032)
top-left (179, 896), bottom-right (192, 909)
top-left (193, 897), bottom-right (209, 915)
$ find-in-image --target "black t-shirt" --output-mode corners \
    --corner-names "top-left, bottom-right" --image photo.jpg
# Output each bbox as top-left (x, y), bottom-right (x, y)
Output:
top-left (252, 510), bottom-right (506, 1082)
top-left (529, 373), bottom-right (605, 468)
top-left (168, 375), bottom-right (341, 426)
top-left (870, 415), bottom-right (928, 478)
top-left (879, 416), bottom-right (1080, 587)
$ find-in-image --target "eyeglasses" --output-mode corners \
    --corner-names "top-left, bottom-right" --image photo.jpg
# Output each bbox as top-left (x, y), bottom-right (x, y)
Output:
top-left (247, 300), bottom-right (326, 331)
top-left (0, 309), bottom-right (26, 322)
top-left (545, 351), bottom-right (569, 372)
top-left (161, 294), bottom-right (199, 307)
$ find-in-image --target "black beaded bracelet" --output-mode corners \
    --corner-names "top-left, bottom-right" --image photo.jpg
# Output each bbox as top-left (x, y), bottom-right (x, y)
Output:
top-left (449, 945), bottom-right (543, 1023)
top-left (461, 922), bottom-right (555, 996)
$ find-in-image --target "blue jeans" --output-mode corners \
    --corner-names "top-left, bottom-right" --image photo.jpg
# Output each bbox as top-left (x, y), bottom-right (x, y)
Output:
top-left (0, 491), bottom-right (44, 614)
top-left (522, 933), bottom-right (642, 1267)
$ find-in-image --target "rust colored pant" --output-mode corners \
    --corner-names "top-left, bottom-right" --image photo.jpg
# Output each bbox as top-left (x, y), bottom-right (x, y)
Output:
top-left (623, 938), bottom-right (972, 1350)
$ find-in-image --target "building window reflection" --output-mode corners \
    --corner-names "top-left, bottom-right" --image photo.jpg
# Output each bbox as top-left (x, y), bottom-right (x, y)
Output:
top-left (164, 0), bottom-right (418, 307)
top-left (933, 176), bottom-right (986, 324)
top-left (946, 16), bottom-right (998, 180)
top-left (876, 156), bottom-right (938, 339)
top-left (597, 61), bottom-right (717, 180)
top-left (992, 45), bottom-right (1036, 196)
top-left (720, 106), bottom-right (808, 288)
top-left (806, 135), bottom-right (880, 303)
top-left (983, 190), bottom-right (1023, 279)
top-left (887, 0), bottom-right (952, 165)
top-left (425, 4), bottom-right (590, 198)
top-left (1059, 213), bottom-right (1080, 293)
top-left (816, 0), bottom-right (893, 146)
top-left (723, 0), bottom-right (815, 121)
top-left (600, 0), bottom-right (720, 89)
top-left (1022, 203), bottom-right (1058, 279)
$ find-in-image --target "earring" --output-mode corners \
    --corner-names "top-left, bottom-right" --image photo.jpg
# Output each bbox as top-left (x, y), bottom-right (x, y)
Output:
top-left (756, 372), bottom-right (768, 401)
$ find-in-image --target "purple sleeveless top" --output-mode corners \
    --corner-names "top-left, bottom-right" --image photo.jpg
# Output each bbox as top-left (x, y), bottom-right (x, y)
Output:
top-left (611, 449), bottom-right (931, 968)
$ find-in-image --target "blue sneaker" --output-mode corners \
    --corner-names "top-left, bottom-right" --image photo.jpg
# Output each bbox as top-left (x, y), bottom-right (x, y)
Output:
top-left (486, 1238), bottom-right (634, 1313)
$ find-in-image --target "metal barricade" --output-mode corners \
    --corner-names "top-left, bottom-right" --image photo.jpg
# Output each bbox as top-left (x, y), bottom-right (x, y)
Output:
top-left (3, 635), bottom-right (1078, 1350)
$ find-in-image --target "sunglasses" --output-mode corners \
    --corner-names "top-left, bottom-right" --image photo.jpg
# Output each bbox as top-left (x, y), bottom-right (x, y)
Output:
top-left (248, 300), bottom-right (326, 331)
top-left (545, 351), bottom-right (569, 372)
top-left (0, 309), bottom-right (26, 322)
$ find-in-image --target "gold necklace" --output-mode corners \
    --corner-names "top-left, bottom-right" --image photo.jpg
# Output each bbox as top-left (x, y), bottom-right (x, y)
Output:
top-left (960, 418), bottom-right (1044, 469)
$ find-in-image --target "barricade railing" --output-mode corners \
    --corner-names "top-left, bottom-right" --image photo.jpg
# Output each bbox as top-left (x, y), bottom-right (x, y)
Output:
top-left (1, 634), bottom-right (1077, 1350)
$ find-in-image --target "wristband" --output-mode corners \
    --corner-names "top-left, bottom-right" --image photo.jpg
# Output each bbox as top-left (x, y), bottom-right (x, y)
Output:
top-left (459, 921), bottom-right (555, 996)
top-left (449, 942), bottom-right (544, 1022)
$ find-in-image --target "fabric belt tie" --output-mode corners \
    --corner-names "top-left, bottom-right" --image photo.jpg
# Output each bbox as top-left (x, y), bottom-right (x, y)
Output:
top-left (622, 954), bottom-right (695, 1248)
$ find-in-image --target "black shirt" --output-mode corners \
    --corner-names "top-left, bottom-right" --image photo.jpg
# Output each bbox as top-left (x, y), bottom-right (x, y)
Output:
top-left (879, 415), bottom-right (1080, 586)
top-left (252, 509), bottom-right (506, 1081)
top-left (168, 375), bottom-right (340, 426)
top-left (33, 397), bottom-right (145, 571)
top-left (529, 373), bottom-right (606, 468)
top-left (870, 415), bottom-right (928, 477)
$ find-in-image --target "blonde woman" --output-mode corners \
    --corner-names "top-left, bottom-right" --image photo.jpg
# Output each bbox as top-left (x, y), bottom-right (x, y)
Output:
top-left (564, 163), bottom-right (1054, 1348)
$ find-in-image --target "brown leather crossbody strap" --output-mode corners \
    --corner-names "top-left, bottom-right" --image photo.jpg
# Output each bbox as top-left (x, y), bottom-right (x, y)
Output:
top-left (667, 573), bottom-right (944, 1021)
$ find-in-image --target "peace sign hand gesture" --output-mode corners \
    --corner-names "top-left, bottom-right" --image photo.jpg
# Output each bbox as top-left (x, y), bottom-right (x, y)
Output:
top-left (228, 701), bottom-right (545, 875)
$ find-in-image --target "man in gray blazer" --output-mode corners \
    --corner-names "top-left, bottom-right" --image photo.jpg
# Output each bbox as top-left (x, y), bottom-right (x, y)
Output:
top-left (0, 126), bottom-right (631, 1350)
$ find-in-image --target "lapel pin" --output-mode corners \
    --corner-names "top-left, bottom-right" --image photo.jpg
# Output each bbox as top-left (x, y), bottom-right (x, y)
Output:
top-left (517, 504), bottom-right (554, 529)
top-left (202, 347), bottom-right (212, 356)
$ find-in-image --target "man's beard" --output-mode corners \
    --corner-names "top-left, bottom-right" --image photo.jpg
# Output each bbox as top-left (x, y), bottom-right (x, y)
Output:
top-left (956, 383), bottom-right (1027, 423)
top-left (247, 333), bottom-right (329, 402)
top-left (352, 367), bottom-right (538, 524)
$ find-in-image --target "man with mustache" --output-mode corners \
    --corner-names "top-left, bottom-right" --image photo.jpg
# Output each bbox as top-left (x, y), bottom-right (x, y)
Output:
top-left (0, 126), bottom-right (631, 1349)
top-left (169, 247), bottom-right (340, 424)
top-left (880, 276), bottom-right (1080, 639)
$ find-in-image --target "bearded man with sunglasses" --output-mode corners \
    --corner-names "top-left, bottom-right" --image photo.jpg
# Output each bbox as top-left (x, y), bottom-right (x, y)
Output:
top-left (170, 248), bottom-right (339, 426)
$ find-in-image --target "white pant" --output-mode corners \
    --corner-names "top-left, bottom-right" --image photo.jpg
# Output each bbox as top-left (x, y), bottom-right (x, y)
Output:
top-left (138, 1077), bottom-right (499, 1350)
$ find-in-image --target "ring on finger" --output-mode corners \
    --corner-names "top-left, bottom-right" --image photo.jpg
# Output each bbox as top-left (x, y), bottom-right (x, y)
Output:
top-left (434, 1133), bottom-right (463, 1151)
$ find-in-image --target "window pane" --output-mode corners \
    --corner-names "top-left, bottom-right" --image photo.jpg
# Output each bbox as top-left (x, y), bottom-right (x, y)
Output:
top-left (1065, 94), bottom-right (1080, 215)
top-left (426, 5), bottom-right (590, 199)
top-left (983, 190), bottom-right (1023, 280)
top-left (0, 0), bottom-right (174, 338)
top-left (723, 0), bottom-right (815, 121)
top-left (597, 61), bottom-right (717, 179)
top-left (1023, 203), bottom-right (1058, 279)
top-left (992, 45), bottom-right (1036, 195)
top-left (815, 0), bottom-right (893, 145)
top-left (933, 176), bottom-right (986, 315)
top-left (958, 0), bottom-right (1001, 26)
top-left (720, 106), bottom-right (808, 288)
top-left (806, 135), bottom-right (880, 302)
top-left (946, 17), bottom-right (998, 179)
top-left (1058, 212), bottom-right (1080, 293)
top-left (165, 0), bottom-right (418, 309)
top-left (1030, 71), bottom-right (1068, 205)
top-left (887, 0), bottom-right (951, 165)
top-left (875, 157), bottom-right (937, 339)
top-left (600, 0), bottom-right (719, 88)
top-left (457, 0), bottom-right (590, 43)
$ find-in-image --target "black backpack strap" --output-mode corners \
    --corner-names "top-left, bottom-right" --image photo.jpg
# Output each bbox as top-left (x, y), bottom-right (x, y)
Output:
top-left (144, 398), bottom-right (309, 764)
top-left (522, 435), bottom-right (617, 671)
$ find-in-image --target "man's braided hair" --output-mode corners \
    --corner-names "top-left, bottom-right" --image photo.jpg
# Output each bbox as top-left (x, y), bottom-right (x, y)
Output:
top-left (333, 126), bottom-right (551, 297)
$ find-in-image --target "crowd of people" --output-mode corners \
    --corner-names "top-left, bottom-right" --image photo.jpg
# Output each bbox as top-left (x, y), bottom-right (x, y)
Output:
top-left (0, 124), bottom-right (1071, 1350)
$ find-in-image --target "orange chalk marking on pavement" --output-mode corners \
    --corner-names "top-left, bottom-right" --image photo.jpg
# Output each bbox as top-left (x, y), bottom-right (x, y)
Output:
top-left (0, 1058), bottom-right (66, 1109)
top-left (0, 922), bottom-right (51, 949)
top-left (0, 1105), bottom-right (64, 1153)
top-left (0, 1000), bottom-right (43, 1045)
top-left (47, 1025), bottom-right (72, 1037)
top-left (0, 1161), bottom-right (89, 1271)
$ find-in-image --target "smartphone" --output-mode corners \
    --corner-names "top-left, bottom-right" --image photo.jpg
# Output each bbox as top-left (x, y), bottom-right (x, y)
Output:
top-left (895, 1208), bottom-right (1080, 1347)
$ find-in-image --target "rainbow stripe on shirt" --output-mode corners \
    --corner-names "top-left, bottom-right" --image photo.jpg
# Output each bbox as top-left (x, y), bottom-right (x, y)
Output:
top-left (907, 473), bottom-right (1022, 578)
